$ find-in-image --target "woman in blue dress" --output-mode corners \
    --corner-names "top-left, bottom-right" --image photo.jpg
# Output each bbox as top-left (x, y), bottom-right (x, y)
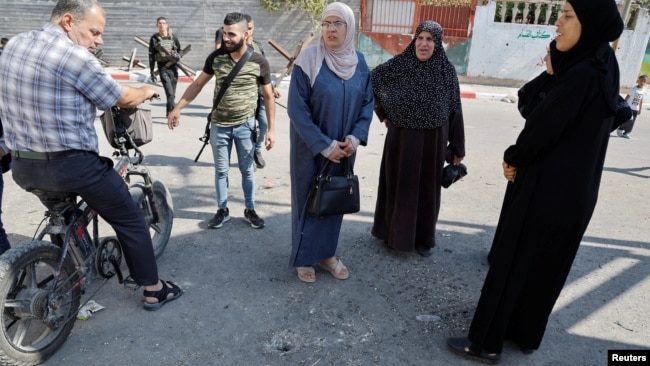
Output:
top-left (287, 2), bottom-right (374, 283)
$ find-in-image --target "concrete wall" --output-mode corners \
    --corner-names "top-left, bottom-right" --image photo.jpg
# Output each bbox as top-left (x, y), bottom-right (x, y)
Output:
top-left (0, 0), bottom-right (340, 74)
top-left (4, 1), bottom-right (646, 87)
top-left (467, 2), bottom-right (650, 88)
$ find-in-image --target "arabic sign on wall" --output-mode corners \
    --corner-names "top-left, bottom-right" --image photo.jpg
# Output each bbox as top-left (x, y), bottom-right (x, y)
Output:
top-left (466, 2), bottom-right (650, 87)
top-left (517, 29), bottom-right (551, 40)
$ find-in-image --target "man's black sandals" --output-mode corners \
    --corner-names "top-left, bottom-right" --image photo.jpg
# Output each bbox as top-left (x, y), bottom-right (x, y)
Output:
top-left (143, 280), bottom-right (183, 311)
top-left (446, 337), bottom-right (501, 365)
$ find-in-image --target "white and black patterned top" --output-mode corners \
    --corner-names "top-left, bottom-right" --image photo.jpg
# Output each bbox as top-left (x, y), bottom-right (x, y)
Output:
top-left (371, 21), bottom-right (461, 130)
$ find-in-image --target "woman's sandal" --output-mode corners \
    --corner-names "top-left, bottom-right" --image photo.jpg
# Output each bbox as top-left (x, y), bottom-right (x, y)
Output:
top-left (319, 258), bottom-right (349, 280)
top-left (143, 280), bottom-right (183, 311)
top-left (296, 266), bottom-right (316, 283)
top-left (446, 337), bottom-right (501, 365)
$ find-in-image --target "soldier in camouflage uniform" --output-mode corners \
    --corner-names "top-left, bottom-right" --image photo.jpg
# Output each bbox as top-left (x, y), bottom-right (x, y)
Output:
top-left (149, 17), bottom-right (182, 116)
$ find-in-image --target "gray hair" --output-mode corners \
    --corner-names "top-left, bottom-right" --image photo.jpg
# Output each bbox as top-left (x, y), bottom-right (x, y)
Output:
top-left (50, 0), bottom-right (100, 21)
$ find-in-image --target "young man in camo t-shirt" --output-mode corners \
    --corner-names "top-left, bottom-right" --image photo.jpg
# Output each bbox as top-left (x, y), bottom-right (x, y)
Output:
top-left (166, 12), bottom-right (275, 230)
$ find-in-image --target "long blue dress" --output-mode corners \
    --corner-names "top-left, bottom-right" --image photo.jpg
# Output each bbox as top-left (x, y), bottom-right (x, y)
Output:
top-left (287, 52), bottom-right (374, 267)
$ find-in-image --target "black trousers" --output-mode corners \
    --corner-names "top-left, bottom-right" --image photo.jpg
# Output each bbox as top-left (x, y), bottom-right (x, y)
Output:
top-left (12, 152), bottom-right (159, 286)
top-left (618, 110), bottom-right (638, 134)
top-left (158, 64), bottom-right (178, 114)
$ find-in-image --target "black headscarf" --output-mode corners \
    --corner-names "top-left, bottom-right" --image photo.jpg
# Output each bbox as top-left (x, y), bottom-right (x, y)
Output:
top-left (371, 21), bottom-right (460, 129)
top-left (549, 0), bottom-right (623, 112)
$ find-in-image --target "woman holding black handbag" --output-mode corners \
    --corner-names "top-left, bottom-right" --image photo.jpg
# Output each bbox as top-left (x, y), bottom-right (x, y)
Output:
top-left (287, 2), bottom-right (374, 283)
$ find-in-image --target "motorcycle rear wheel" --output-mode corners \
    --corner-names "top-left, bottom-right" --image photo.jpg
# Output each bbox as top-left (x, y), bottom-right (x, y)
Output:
top-left (0, 241), bottom-right (80, 366)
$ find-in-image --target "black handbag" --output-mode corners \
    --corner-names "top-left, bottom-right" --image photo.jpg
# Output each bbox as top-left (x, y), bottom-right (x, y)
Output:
top-left (441, 163), bottom-right (467, 188)
top-left (308, 157), bottom-right (360, 216)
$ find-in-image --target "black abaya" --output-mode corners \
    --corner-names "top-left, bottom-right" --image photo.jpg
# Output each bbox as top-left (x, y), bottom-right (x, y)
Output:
top-left (468, 43), bottom-right (620, 353)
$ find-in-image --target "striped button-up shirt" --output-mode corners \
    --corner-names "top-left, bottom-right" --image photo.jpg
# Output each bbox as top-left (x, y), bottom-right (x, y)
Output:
top-left (0, 22), bottom-right (122, 153)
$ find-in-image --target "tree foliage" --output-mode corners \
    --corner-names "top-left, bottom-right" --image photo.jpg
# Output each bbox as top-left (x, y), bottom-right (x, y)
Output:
top-left (258, 0), bottom-right (328, 26)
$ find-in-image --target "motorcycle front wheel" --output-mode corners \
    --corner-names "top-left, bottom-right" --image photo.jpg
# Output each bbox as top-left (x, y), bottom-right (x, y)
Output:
top-left (130, 180), bottom-right (174, 258)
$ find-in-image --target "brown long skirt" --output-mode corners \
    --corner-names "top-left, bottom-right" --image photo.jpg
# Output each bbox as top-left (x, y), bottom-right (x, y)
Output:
top-left (371, 122), bottom-right (449, 252)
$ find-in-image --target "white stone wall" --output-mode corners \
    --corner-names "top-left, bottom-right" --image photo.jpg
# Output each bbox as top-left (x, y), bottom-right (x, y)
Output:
top-left (467, 1), bottom-right (650, 88)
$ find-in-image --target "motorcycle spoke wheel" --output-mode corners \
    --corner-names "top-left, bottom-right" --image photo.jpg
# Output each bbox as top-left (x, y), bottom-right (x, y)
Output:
top-left (131, 180), bottom-right (174, 258)
top-left (0, 241), bottom-right (80, 365)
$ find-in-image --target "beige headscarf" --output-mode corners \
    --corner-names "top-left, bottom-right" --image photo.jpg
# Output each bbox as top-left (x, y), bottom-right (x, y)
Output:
top-left (294, 2), bottom-right (358, 86)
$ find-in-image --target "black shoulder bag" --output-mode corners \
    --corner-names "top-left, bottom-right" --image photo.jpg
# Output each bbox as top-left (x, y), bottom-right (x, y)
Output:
top-left (307, 157), bottom-right (360, 217)
top-left (194, 47), bottom-right (254, 162)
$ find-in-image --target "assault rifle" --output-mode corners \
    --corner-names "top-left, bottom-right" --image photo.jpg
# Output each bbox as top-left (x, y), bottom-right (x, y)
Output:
top-left (194, 114), bottom-right (211, 162)
top-left (152, 41), bottom-right (191, 76)
top-left (133, 36), bottom-right (195, 77)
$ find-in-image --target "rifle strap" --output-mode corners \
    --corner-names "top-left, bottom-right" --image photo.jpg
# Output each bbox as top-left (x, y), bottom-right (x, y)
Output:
top-left (206, 46), bottom-right (254, 129)
top-left (195, 47), bottom-right (254, 162)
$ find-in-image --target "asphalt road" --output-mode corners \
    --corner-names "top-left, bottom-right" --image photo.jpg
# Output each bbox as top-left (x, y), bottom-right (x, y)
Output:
top-left (2, 79), bottom-right (648, 366)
